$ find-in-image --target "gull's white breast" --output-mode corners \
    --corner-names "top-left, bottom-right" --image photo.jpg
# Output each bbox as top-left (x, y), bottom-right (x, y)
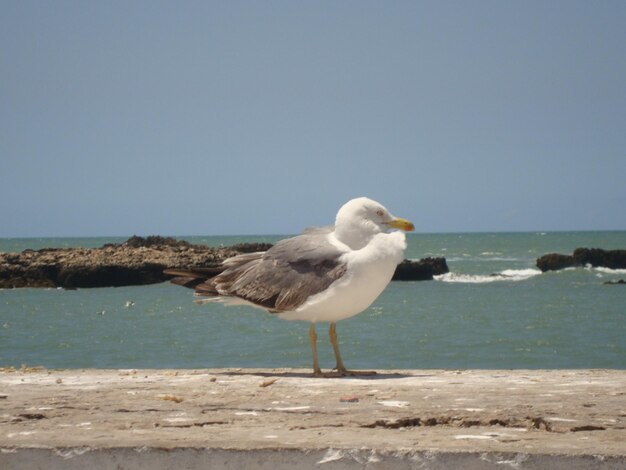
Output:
top-left (278, 231), bottom-right (406, 323)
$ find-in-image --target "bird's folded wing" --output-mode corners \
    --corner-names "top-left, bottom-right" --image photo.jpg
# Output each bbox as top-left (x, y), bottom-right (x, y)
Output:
top-left (199, 234), bottom-right (348, 312)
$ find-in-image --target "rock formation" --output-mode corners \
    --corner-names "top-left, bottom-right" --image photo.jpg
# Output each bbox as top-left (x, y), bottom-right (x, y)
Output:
top-left (0, 237), bottom-right (241, 289)
top-left (536, 253), bottom-right (577, 272)
top-left (572, 248), bottom-right (626, 270)
top-left (0, 236), bottom-right (445, 288)
top-left (393, 257), bottom-right (449, 281)
top-left (536, 248), bottom-right (626, 272)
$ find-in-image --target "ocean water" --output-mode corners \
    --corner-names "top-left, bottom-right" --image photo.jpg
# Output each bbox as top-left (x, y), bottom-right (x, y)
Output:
top-left (1, 232), bottom-right (625, 370)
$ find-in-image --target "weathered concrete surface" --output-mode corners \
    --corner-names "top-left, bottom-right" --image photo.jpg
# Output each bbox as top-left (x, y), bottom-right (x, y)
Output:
top-left (1, 369), bottom-right (625, 469)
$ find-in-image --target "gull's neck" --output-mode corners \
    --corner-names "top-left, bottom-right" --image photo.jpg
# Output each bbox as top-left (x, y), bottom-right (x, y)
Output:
top-left (333, 222), bottom-right (381, 251)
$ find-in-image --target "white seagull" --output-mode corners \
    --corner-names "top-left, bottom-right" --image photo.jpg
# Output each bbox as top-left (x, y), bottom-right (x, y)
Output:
top-left (166, 197), bottom-right (414, 376)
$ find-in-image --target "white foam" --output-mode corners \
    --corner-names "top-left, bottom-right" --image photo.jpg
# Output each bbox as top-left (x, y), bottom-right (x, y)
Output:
top-left (435, 268), bottom-right (541, 284)
top-left (447, 256), bottom-right (520, 262)
top-left (434, 273), bottom-right (499, 283)
top-left (594, 267), bottom-right (626, 275)
top-left (500, 268), bottom-right (541, 278)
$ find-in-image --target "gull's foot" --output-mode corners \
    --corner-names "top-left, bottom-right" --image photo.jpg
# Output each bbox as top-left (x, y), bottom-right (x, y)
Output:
top-left (333, 368), bottom-right (377, 377)
top-left (340, 369), bottom-right (377, 377)
top-left (312, 370), bottom-right (342, 378)
top-left (311, 368), bottom-right (378, 378)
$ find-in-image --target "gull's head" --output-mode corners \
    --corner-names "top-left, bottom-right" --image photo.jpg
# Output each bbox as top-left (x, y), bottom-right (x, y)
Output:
top-left (334, 197), bottom-right (414, 249)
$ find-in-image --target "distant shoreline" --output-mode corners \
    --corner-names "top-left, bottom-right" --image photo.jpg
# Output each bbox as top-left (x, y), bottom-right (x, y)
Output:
top-left (2, 234), bottom-right (624, 289)
top-left (0, 236), bottom-right (448, 289)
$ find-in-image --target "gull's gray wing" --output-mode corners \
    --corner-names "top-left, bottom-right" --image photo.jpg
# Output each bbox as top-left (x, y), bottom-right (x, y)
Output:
top-left (195, 233), bottom-right (348, 312)
top-left (301, 225), bottom-right (334, 235)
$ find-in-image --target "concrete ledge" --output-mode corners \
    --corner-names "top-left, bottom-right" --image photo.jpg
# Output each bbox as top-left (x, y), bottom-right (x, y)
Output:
top-left (1, 369), bottom-right (625, 469)
top-left (2, 447), bottom-right (624, 469)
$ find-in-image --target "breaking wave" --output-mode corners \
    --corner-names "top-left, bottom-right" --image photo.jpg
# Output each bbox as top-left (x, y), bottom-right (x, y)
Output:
top-left (434, 268), bottom-right (542, 284)
top-left (446, 256), bottom-right (521, 262)
top-left (591, 266), bottom-right (626, 275)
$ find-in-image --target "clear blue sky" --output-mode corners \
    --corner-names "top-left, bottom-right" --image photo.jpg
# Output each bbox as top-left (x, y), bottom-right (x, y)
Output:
top-left (2, 1), bottom-right (625, 237)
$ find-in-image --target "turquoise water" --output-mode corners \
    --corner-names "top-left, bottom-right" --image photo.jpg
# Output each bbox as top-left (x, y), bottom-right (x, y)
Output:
top-left (1, 232), bottom-right (625, 370)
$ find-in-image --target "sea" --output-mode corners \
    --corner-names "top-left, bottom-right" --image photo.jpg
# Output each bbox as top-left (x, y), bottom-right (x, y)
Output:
top-left (1, 232), bottom-right (625, 371)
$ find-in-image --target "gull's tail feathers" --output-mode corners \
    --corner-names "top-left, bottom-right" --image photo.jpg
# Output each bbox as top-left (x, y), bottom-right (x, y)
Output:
top-left (164, 267), bottom-right (222, 290)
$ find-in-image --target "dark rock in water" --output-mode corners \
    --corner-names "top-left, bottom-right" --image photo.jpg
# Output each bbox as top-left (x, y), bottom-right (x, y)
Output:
top-left (0, 236), bottom-right (241, 289)
top-left (537, 248), bottom-right (626, 272)
top-left (122, 235), bottom-right (191, 249)
top-left (572, 248), bottom-right (626, 270)
top-left (56, 264), bottom-right (167, 289)
top-left (168, 256), bottom-right (448, 287)
top-left (536, 253), bottom-right (576, 272)
top-left (1, 236), bottom-right (448, 288)
top-left (230, 242), bottom-right (274, 253)
top-left (392, 257), bottom-right (449, 281)
top-left (604, 279), bottom-right (625, 285)
top-left (168, 256), bottom-right (448, 290)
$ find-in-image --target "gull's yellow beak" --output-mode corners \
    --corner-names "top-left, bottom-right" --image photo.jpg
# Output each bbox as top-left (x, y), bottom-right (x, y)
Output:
top-left (386, 217), bottom-right (415, 232)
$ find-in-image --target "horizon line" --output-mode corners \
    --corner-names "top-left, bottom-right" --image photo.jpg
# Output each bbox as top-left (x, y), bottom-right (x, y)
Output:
top-left (1, 228), bottom-right (625, 240)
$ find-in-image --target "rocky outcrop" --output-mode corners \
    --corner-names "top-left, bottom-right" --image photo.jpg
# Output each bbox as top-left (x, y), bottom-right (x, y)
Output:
top-left (536, 248), bottom-right (626, 272)
top-left (0, 237), bottom-right (245, 289)
top-left (536, 253), bottom-right (577, 272)
top-left (393, 257), bottom-right (449, 281)
top-left (0, 236), bottom-right (445, 288)
top-left (572, 248), bottom-right (626, 270)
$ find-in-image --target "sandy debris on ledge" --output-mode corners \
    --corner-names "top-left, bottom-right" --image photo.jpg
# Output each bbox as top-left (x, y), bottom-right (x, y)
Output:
top-left (1, 368), bottom-right (625, 468)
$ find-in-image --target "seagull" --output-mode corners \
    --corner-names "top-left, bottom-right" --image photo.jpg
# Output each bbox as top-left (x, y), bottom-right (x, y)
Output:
top-left (166, 197), bottom-right (414, 376)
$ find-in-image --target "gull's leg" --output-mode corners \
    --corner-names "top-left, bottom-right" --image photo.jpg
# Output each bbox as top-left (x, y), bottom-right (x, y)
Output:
top-left (329, 322), bottom-right (377, 377)
top-left (309, 323), bottom-right (323, 376)
top-left (329, 322), bottom-right (347, 374)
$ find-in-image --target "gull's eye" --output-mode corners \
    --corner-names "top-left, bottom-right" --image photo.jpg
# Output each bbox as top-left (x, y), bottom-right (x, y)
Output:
top-left (376, 209), bottom-right (384, 217)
